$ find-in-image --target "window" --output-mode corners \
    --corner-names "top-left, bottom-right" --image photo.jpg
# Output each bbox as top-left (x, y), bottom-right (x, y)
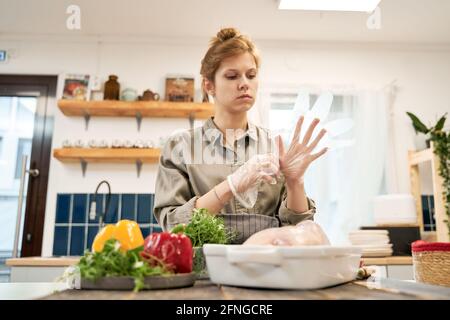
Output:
top-left (268, 92), bottom-right (355, 141)
top-left (0, 97), bottom-right (12, 129)
top-left (14, 138), bottom-right (32, 179)
top-left (268, 91), bottom-right (356, 205)
top-left (15, 98), bottom-right (36, 132)
top-left (267, 89), bottom-right (389, 243)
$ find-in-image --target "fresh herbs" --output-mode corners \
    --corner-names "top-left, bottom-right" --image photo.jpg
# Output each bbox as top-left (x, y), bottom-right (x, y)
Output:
top-left (78, 239), bottom-right (172, 292)
top-left (172, 208), bottom-right (235, 247)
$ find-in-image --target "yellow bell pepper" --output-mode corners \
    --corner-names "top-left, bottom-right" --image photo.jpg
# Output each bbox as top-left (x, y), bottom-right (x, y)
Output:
top-left (113, 220), bottom-right (145, 251)
top-left (92, 220), bottom-right (144, 253)
top-left (91, 224), bottom-right (116, 252)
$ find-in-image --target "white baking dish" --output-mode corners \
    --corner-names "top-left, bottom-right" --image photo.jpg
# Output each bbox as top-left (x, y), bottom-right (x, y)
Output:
top-left (203, 244), bottom-right (362, 290)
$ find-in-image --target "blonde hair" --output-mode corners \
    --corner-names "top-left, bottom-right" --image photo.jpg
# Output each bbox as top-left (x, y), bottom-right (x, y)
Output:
top-left (200, 27), bottom-right (260, 102)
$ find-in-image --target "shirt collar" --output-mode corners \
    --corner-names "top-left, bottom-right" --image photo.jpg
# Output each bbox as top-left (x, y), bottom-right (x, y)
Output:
top-left (203, 117), bottom-right (258, 145)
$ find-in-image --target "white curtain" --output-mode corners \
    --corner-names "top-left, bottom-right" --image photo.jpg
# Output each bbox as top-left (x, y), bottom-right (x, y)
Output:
top-left (255, 86), bottom-right (396, 245)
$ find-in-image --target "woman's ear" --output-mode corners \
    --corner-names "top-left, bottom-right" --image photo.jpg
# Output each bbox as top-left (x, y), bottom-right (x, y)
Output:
top-left (203, 78), bottom-right (215, 96)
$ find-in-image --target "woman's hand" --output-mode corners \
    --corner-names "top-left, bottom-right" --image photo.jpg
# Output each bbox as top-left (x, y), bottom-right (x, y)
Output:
top-left (226, 153), bottom-right (280, 209)
top-left (227, 153), bottom-right (280, 194)
top-left (276, 116), bottom-right (328, 186)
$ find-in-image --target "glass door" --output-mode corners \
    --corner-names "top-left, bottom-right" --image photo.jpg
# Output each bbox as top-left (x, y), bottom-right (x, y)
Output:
top-left (0, 96), bottom-right (36, 281)
top-left (0, 75), bottom-right (56, 282)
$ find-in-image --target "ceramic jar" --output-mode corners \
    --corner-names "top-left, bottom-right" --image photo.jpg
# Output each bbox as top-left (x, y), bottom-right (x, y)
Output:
top-left (104, 75), bottom-right (120, 100)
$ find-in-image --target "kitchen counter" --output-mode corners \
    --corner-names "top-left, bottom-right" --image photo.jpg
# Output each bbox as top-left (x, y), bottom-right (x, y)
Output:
top-left (6, 257), bottom-right (80, 266)
top-left (6, 256), bottom-right (412, 267)
top-left (362, 256), bottom-right (412, 265)
top-left (361, 256), bottom-right (414, 280)
top-left (38, 278), bottom-right (450, 300)
top-left (5, 257), bottom-right (80, 282)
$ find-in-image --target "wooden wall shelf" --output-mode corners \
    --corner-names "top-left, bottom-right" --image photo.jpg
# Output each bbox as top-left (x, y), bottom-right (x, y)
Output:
top-left (53, 148), bottom-right (161, 177)
top-left (53, 148), bottom-right (161, 163)
top-left (408, 142), bottom-right (448, 242)
top-left (57, 100), bottom-right (214, 130)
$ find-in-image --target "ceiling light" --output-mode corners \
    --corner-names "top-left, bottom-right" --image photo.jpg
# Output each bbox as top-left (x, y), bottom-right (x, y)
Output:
top-left (278, 0), bottom-right (382, 12)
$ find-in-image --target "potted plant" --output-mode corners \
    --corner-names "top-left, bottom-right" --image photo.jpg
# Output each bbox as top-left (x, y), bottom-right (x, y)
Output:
top-left (171, 208), bottom-right (235, 280)
top-left (406, 111), bottom-right (449, 236)
top-left (406, 111), bottom-right (450, 287)
top-left (406, 112), bottom-right (447, 149)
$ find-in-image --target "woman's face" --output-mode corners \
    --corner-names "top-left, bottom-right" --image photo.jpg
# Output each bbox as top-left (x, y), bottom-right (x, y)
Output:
top-left (208, 52), bottom-right (259, 114)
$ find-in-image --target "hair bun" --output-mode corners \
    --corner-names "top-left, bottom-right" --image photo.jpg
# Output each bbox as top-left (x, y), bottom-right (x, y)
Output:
top-left (216, 28), bottom-right (240, 42)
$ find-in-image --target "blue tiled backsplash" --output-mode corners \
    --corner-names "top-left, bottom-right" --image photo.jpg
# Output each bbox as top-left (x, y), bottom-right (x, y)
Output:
top-left (422, 194), bottom-right (436, 232)
top-left (53, 193), bottom-right (162, 256)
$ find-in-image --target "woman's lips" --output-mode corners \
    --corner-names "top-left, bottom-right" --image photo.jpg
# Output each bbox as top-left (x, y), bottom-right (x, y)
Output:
top-left (237, 94), bottom-right (253, 100)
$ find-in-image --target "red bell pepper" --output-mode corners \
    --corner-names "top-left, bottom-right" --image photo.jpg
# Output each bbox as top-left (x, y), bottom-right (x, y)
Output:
top-left (141, 232), bottom-right (193, 273)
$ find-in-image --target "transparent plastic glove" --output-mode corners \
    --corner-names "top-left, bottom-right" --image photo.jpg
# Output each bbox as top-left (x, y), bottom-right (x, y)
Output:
top-left (276, 116), bottom-right (328, 186)
top-left (227, 154), bottom-right (280, 209)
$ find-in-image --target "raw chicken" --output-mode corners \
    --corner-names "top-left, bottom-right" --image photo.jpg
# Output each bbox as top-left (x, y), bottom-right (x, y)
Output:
top-left (243, 220), bottom-right (330, 246)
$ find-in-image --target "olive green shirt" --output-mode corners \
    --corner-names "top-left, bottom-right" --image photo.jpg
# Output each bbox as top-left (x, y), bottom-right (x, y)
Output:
top-left (154, 117), bottom-right (316, 235)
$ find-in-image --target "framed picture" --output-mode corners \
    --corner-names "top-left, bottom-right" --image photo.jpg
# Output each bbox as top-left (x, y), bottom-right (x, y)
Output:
top-left (165, 77), bottom-right (194, 102)
top-left (62, 74), bottom-right (90, 100)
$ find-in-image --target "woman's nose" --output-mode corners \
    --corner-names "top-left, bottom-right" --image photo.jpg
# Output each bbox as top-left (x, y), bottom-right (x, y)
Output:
top-left (238, 79), bottom-right (249, 91)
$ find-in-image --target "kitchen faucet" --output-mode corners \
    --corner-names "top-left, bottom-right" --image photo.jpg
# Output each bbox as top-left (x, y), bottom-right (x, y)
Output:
top-left (89, 180), bottom-right (111, 228)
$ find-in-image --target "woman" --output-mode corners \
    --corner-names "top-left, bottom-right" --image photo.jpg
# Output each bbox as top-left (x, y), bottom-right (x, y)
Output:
top-left (154, 28), bottom-right (328, 243)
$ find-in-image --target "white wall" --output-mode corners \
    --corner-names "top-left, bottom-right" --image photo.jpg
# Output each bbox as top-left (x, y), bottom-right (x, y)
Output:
top-left (0, 35), bottom-right (449, 256)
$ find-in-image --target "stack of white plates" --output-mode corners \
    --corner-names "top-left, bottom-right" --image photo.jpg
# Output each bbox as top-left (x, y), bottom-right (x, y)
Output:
top-left (348, 230), bottom-right (393, 257)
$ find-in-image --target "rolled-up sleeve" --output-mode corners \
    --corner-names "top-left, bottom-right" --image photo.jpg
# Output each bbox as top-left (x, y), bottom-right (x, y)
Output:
top-left (277, 185), bottom-right (316, 226)
top-left (153, 135), bottom-right (198, 231)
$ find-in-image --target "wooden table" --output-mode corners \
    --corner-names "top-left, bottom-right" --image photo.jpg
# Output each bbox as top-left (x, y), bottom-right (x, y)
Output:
top-left (40, 278), bottom-right (450, 300)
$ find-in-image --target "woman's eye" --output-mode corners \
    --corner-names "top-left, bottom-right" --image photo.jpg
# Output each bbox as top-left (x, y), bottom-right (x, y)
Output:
top-left (247, 74), bottom-right (256, 79)
top-left (226, 75), bottom-right (237, 79)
